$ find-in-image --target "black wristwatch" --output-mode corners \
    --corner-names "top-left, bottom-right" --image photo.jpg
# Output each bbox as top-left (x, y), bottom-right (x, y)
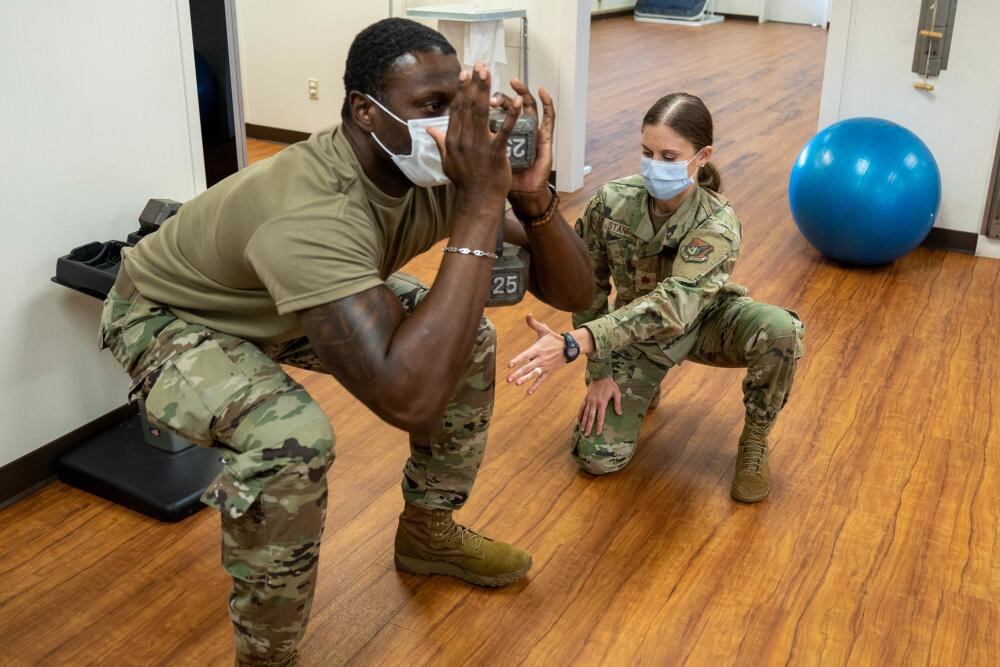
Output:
top-left (562, 332), bottom-right (581, 363)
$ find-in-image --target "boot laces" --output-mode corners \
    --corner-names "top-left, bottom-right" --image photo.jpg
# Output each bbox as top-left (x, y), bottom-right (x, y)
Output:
top-left (432, 511), bottom-right (486, 551)
top-left (454, 525), bottom-right (486, 551)
top-left (741, 422), bottom-right (769, 473)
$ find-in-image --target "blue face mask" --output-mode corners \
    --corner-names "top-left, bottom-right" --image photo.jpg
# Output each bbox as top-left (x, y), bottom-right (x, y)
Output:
top-left (640, 153), bottom-right (700, 200)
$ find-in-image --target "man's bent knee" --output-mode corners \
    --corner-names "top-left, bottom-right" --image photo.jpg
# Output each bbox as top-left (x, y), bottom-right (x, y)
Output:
top-left (462, 316), bottom-right (496, 389)
top-left (205, 393), bottom-right (335, 518)
top-left (478, 315), bottom-right (496, 346)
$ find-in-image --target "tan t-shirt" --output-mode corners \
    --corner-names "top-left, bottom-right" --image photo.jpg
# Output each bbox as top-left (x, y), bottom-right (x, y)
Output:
top-left (123, 125), bottom-right (454, 342)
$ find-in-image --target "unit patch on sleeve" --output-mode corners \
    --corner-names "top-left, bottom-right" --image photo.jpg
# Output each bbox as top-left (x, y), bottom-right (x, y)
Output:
top-left (680, 238), bottom-right (714, 263)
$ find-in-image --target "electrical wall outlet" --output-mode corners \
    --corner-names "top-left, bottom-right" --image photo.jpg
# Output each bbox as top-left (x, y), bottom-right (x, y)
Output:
top-left (308, 79), bottom-right (319, 100)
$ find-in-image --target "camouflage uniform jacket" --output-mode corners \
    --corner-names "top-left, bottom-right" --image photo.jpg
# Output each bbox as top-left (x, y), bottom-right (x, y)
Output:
top-left (573, 176), bottom-right (748, 379)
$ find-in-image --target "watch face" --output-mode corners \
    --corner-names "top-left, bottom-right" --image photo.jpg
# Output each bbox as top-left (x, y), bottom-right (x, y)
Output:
top-left (563, 333), bottom-right (580, 362)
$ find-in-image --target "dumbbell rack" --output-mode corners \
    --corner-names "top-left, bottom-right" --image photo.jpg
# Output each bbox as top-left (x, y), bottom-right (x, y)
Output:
top-left (51, 201), bottom-right (221, 522)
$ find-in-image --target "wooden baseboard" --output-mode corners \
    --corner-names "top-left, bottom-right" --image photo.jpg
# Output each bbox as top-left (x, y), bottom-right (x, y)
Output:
top-left (0, 403), bottom-right (137, 509)
top-left (246, 124), bottom-right (311, 144)
top-left (921, 227), bottom-right (978, 254)
top-left (716, 13), bottom-right (762, 21)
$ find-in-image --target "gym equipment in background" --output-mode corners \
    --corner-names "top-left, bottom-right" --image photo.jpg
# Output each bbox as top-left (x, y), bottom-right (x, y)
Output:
top-left (52, 199), bottom-right (222, 522)
top-left (788, 117), bottom-right (941, 266)
top-left (912, 0), bottom-right (959, 92)
top-left (634, 0), bottom-right (724, 27)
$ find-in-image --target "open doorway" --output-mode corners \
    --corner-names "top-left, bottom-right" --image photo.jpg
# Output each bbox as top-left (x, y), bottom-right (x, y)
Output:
top-left (187, 0), bottom-right (247, 185)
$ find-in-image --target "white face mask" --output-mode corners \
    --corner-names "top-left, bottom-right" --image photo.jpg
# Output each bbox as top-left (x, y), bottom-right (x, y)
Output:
top-left (367, 95), bottom-right (450, 187)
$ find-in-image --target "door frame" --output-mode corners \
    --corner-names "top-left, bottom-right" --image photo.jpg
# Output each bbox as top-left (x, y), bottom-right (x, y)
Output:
top-left (983, 130), bottom-right (1000, 239)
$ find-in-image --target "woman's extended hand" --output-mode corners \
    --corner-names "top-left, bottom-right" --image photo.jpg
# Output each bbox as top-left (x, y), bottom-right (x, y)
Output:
top-left (578, 377), bottom-right (622, 436)
top-left (507, 316), bottom-right (595, 395)
top-left (506, 315), bottom-right (564, 395)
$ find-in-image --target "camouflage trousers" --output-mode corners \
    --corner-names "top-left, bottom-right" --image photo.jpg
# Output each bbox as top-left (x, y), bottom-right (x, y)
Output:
top-left (574, 295), bottom-right (805, 475)
top-left (98, 272), bottom-right (494, 665)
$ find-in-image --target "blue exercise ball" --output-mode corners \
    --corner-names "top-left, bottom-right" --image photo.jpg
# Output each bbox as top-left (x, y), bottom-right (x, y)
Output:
top-left (789, 117), bottom-right (941, 265)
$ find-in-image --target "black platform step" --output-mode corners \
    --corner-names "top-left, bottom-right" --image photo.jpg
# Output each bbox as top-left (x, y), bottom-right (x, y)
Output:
top-left (56, 414), bottom-right (223, 522)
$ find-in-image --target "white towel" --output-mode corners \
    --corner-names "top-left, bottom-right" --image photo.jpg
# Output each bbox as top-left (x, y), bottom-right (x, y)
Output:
top-left (438, 19), bottom-right (508, 95)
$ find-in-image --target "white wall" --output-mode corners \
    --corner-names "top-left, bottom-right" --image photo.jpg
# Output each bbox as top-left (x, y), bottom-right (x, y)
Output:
top-left (236, 0), bottom-right (590, 191)
top-left (0, 1), bottom-right (204, 468)
top-left (235, 0), bottom-right (389, 134)
top-left (819, 0), bottom-right (1000, 247)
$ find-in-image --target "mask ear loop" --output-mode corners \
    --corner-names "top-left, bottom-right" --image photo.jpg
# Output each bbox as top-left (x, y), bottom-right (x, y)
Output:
top-left (365, 94), bottom-right (407, 125)
top-left (693, 146), bottom-right (712, 170)
top-left (369, 130), bottom-right (397, 158)
top-left (365, 94), bottom-right (407, 158)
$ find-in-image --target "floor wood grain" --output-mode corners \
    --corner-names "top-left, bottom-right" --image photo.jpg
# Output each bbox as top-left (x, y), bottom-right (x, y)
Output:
top-left (2, 16), bottom-right (998, 666)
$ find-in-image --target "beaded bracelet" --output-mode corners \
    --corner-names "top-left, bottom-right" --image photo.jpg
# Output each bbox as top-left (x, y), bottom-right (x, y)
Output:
top-left (512, 183), bottom-right (560, 228)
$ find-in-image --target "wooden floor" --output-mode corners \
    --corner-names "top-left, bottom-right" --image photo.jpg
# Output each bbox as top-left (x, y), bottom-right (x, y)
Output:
top-left (246, 138), bottom-right (286, 164)
top-left (3, 16), bottom-right (999, 666)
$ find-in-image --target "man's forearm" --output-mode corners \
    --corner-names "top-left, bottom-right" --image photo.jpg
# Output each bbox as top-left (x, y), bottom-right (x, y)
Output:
top-left (301, 199), bottom-right (504, 435)
top-left (509, 191), bottom-right (594, 311)
top-left (381, 200), bottom-right (503, 426)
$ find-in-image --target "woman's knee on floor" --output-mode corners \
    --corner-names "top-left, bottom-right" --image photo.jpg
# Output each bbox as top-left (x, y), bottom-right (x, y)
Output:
top-left (572, 431), bottom-right (637, 475)
top-left (747, 306), bottom-right (804, 361)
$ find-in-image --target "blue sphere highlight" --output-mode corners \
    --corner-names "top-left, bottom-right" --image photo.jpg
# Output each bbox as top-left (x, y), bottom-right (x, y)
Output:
top-left (788, 117), bottom-right (941, 266)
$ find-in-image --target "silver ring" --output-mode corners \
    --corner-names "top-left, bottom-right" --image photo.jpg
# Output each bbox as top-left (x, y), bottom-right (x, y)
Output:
top-left (590, 407), bottom-right (597, 414)
top-left (533, 367), bottom-right (543, 377)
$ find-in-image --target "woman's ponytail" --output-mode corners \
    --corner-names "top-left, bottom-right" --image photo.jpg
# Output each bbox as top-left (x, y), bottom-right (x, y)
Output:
top-left (698, 161), bottom-right (722, 193)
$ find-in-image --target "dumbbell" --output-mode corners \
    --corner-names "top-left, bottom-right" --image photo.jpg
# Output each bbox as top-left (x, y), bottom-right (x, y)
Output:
top-left (485, 110), bottom-right (538, 307)
top-left (487, 220), bottom-right (531, 306)
top-left (128, 198), bottom-right (182, 245)
top-left (489, 109), bottom-right (538, 169)
top-left (139, 198), bottom-right (182, 233)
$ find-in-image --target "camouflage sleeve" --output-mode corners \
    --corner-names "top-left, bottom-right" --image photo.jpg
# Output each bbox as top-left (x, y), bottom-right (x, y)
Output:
top-left (571, 192), bottom-right (613, 380)
top-left (582, 216), bottom-right (741, 355)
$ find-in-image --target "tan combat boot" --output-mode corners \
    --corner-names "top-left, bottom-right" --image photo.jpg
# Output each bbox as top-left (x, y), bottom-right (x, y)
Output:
top-left (394, 503), bottom-right (532, 587)
top-left (234, 650), bottom-right (298, 667)
top-left (730, 415), bottom-right (774, 503)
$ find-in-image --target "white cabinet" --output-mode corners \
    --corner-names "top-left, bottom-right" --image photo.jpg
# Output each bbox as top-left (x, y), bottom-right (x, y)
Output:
top-left (714, 0), bottom-right (764, 17)
top-left (592, 0), bottom-right (636, 14)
